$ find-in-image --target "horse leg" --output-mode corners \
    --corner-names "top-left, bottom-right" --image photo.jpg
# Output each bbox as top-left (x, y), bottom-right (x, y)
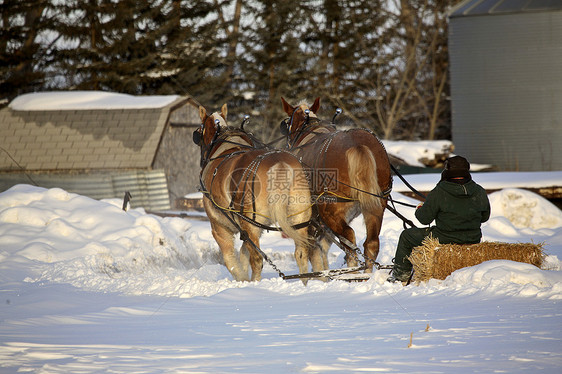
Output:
top-left (211, 223), bottom-right (248, 281)
top-left (293, 226), bottom-right (315, 276)
top-left (307, 225), bottom-right (328, 272)
top-left (311, 234), bottom-right (330, 270)
top-left (362, 208), bottom-right (385, 272)
top-left (321, 206), bottom-right (358, 268)
top-left (240, 245), bottom-right (250, 276)
top-left (240, 223), bottom-right (264, 281)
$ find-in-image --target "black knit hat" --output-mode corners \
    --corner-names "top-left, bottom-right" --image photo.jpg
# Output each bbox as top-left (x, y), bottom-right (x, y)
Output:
top-left (442, 156), bottom-right (471, 181)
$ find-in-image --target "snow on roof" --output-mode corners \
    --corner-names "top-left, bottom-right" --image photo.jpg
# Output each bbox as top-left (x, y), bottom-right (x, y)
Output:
top-left (9, 91), bottom-right (181, 111)
top-left (450, 0), bottom-right (562, 18)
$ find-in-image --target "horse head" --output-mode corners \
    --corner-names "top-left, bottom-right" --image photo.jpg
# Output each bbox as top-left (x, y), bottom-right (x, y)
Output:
top-left (280, 97), bottom-right (320, 145)
top-left (193, 104), bottom-right (228, 147)
top-left (193, 104), bottom-right (230, 167)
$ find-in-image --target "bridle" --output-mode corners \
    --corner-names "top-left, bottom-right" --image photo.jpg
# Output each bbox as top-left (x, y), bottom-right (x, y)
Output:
top-left (193, 118), bottom-right (223, 168)
top-left (193, 118), bottom-right (266, 169)
top-left (280, 107), bottom-right (328, 149)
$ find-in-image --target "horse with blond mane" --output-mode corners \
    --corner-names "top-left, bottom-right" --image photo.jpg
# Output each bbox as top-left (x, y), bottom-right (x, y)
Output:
top-left (194, 104), bottom-right (322, 281)
top-left (280, 97), bottom-right (392, 272)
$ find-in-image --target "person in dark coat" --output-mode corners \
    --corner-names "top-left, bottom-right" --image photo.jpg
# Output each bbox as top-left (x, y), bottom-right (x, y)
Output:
top-left (388, 156), bottom-right (491, 283)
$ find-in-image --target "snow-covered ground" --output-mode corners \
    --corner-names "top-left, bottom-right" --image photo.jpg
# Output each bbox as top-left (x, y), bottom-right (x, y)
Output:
top-left (4, 91), bottom-right (561, 372)
top-left (1, 165), bottom-right (561, 373)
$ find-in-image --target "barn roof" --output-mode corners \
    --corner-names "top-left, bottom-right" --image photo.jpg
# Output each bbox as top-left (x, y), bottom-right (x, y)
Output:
top-left (1, 91), bottom-right (195, 171)
top-left (9, 91), bottom-right (180, 111)
top-left (450, 0), bottom-right (562, 18)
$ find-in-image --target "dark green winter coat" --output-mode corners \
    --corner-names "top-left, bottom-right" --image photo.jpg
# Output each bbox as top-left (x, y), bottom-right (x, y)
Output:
top-left (416, 179), bottom-right (491, 244)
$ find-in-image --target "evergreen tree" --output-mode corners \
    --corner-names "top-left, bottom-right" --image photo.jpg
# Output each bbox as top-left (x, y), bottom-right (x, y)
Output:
top-left (0, 0), bottom-right (50, 104)
top-left (1, 0), bottom-right (454, 140)
top-left (52, 0), bottom-right (218, 97)
top-left (302, 0), bottom-right (391, 132)
top-left (237, 0), bottom-right (312, 139)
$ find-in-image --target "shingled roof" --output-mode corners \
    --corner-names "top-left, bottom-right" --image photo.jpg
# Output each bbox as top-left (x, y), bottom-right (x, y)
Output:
top-left (1, 91), bottom-right (189, 171)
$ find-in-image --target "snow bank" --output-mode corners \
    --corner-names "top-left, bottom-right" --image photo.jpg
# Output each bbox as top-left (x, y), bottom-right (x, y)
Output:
top-left (0, 185), bottom-right (206, 295)
top-left (444, 260), bottom-right (562, 299)
top-left (0, 184), bottom-right (560, 300)
top-left (489, 188), bottom-right (562, 229)
top-left (382, 140), bottom-right (453, 167)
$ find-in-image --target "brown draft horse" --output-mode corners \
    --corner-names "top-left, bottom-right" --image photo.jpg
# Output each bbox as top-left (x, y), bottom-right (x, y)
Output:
top-left (281, 97), bottom-right (392, 272)
top-left (194, 104), bottom-right (321, 281)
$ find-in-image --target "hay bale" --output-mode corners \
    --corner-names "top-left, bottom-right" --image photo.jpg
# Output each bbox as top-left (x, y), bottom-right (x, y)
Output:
top-left (408, 236), bottom-right (545, 282)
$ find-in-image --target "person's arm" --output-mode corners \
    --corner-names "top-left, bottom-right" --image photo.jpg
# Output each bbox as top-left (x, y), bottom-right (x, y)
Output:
top-left (415, 188), bottom-right (439, 225)
top-left (481, 189), bottom-right (491, 223)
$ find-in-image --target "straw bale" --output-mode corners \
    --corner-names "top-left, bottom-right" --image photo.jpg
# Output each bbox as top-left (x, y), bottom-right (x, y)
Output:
top-left (408, 236), bottom-right (545, 282)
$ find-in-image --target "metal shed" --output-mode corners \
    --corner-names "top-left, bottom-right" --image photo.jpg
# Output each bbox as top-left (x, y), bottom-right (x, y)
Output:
top-left (448, 0), bottom-right (562, 171)
top-left (0, 91), bottom-right (202, 211)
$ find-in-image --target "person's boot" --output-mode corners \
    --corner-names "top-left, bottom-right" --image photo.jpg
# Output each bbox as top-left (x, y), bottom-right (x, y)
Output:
top-left (386, 267), bottom-right (411, 284)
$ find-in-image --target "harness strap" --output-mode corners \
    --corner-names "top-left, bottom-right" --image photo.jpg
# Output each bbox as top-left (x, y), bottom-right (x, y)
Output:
top-left (286, 123), bottom-right (423, 229)
top-left (200, 168), bottom-right (312, 233)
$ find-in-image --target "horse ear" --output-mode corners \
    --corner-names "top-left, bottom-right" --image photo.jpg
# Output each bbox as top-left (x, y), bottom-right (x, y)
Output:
top-left (220, 103), bottom-right (228, 121)
top-left (281, 97), bottom-right (293, 115)
top-left (311, 97), bottom-right (320, 114)
top-left (199, 106), bottom-right (207, 122)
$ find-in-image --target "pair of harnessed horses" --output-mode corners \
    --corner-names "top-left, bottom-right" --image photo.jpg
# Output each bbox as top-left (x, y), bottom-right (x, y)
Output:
top-left (193, 98), bottom-right (392, 282)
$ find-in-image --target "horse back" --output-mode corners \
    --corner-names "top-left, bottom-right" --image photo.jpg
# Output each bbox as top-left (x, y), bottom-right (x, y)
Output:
top-left (295, 128), bottom-right (391, 196)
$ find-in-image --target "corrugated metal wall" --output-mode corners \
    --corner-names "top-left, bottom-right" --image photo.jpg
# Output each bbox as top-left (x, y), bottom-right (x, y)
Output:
top-left (449, 11), bottom-right (562, 171)
top-left (0, 170), bottom-right (171, 211)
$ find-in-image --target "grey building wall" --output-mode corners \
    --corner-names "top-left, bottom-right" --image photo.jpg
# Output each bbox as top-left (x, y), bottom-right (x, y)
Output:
top-left (449, 10), bottom-right (562, 171)
top-left (0, 105), bottom-right (172, 170)
top-left (152, 125), bottom-right (201, 205)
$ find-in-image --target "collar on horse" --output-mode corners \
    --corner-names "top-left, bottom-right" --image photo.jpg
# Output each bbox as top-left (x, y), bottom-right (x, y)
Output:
top-left (282, 114), bottom-right (336, 150)
top-left (197, 126), bottom-right (266, 169)
top-left (282, 113), bottom-right (395, 203)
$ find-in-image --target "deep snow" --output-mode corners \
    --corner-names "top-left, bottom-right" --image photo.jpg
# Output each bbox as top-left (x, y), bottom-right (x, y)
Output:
top-left (1, 168), bottom-right (561, 373)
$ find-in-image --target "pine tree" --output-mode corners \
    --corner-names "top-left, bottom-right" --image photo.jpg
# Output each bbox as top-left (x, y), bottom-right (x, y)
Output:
top-left (236, 0), bottom-right (312, 139)
top-left (301, 0), bottom-right (390, 131)
top-left (0, 0), bottom-right (50, 104)
top-left (52, 0), bottom-right (218, 96)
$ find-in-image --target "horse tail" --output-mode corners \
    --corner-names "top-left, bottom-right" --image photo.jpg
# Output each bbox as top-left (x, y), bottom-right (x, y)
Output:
top-left (267, 161), bottom-right (311, 248)
top-left (346, 145), bottom-right (383, 211)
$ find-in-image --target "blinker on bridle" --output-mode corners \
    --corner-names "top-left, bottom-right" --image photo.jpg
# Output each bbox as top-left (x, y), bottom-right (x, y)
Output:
top-left (280, 108), bottom-right (311, 136)
top-left (192, 125), bottom-right (202, 144)
top-left (193, 118), bottom-right (222, 145)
